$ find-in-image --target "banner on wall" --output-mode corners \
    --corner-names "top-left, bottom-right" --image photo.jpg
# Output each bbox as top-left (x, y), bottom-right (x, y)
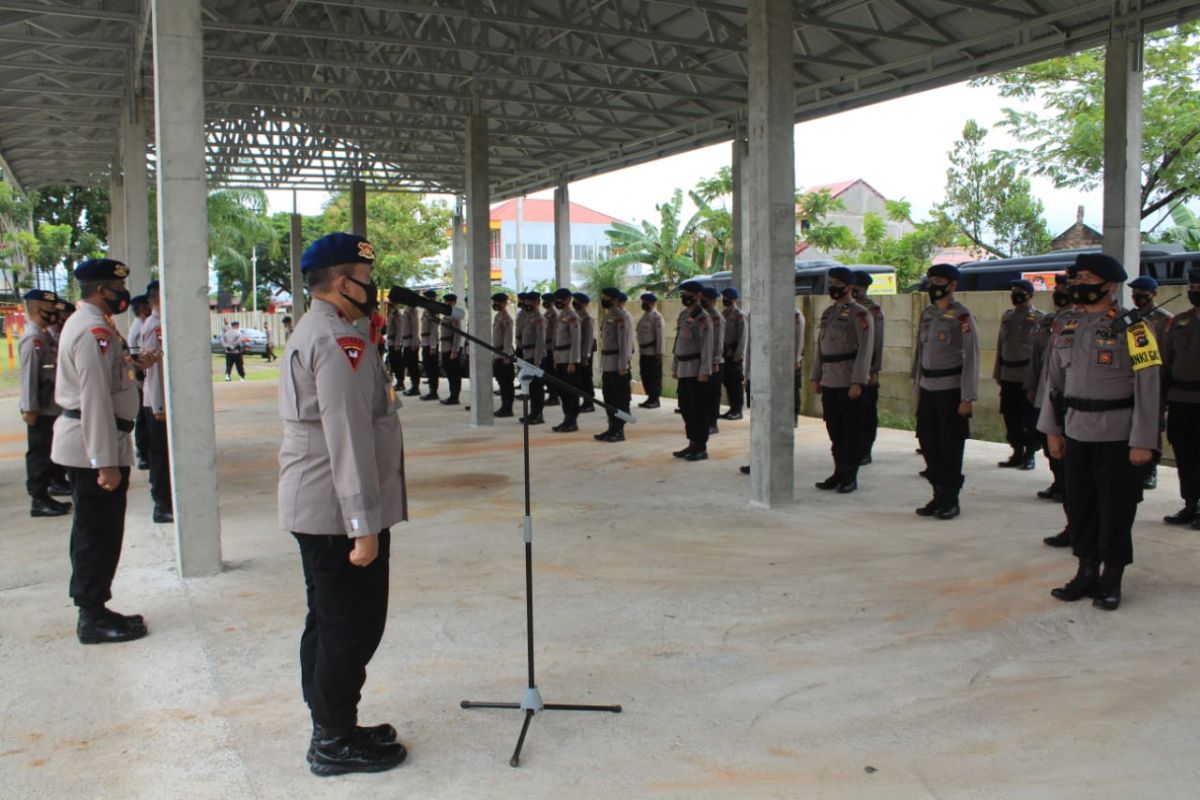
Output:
top-left (867, 272), bottom-right (898, 295)
top-left (1021, 271), bottom-right (1067, 291)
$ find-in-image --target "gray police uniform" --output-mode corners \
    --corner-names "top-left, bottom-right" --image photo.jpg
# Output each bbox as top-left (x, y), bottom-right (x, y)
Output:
top-left (994, 304), bottom-right (1045, 463)
top-left (222, 326), bottom-right (245, 379)
top-left (493, 307), bottom-right (515, 414)
top-left (812, 301), bottom-right (874, 483)
top-left (636, 308), bottom-right (665, 403)
top-left (52, 301), bottom-right (140, 611)
top-left (599, 306), bottom-right (634, 434)
top-left (553, 306), bottom-right (582, 423)
top-left (1028, 306), bottom-right (1072, 494)
top-left (705, 305), bottom-right (725, 428)
top-left (860, 296), bottom-right (885, 459)
top-left (543, 305), bottom-right (560, 404)
top-left (912, 300), bottom-right (980, 508)
top-left (401, 305), bottom-right (421, 392)
top-left (439, 307), bottom-right (465, 403)
top-left (578, 308), bottom-right (596, 410)
top-left (520, 307), bottom-right (548, 419)
top-left (420, 307), bottom-right (440, 396)
top-left (19, 322), bottom-right (62, 500)
top-left (720, 305), bottom-right (747, 416)
top-left (138, 311), bottom-right (172, 514)
top-left (1163, 307), bottom-right (1200, 518)
top-left (673, 306), bottom-right (713, 451)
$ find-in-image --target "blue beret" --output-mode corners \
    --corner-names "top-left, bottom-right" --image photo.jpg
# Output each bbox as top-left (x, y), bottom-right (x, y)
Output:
top-left (572, 292), bottom-right (590, 304)
top-left (130, 294), bottom-right (149, 307)
top-left (145, 279), bottom-right (160, 294)
top-left (553, 288), bottom-right (573, 300)
top-left (543, 292), bottom-right (557, 302)
top-left (74, 258), bottom-right (129, 281)
top-left (721, 287), bottom-right (739, 299)
top-left (1009, 279), bottom-right (1035, 294)
top-left (600, 287), bottom-right (620, 299)
top-left (927, 263), bottom-right (960, 282)
top-left (701, 287), bottom-right (720, 299)
top-left (1073, 253), bottom-right (1126, 282)
top-left (422, 289), bottom-right (437, 298)
top-left (1188, 267), bottom-right (1200, 284)
top-left (616, 291), bottom-right (628, 302)
top-left (23, 288), bottom-right (59, 303)
top-left (300, 233), bottom-right (374, 274)
top-left (1054, 273), bottom-right (1069, 286)
top-left (677, 281), bottom-right (703, 293)
top-left (490, 292), bottom-right (508, 302)
top-left (640, 292), bottom-right (658, 302)
top-left (828, 266), bottom-right (854, 284)
top-left (59, 301), bottom-right (75, 313)
top-left (853, 272), bottom-right (873, 288)
top-left (443, 293), bottom-right (458, 302)
top-left (1128, 276), bottom-right (1158, 291)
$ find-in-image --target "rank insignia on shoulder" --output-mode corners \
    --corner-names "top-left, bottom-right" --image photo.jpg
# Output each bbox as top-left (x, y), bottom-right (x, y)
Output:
top-left (337, 336), bottom-right (365, 370)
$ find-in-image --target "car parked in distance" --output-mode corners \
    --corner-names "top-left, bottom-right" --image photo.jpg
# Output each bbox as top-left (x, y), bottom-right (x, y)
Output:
top-left (210, 326), bottom-right (269, 356)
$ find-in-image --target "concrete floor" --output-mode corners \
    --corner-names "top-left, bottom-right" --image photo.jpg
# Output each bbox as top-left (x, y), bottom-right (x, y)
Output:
top-left (2, 377), bottom-right (1199, 800)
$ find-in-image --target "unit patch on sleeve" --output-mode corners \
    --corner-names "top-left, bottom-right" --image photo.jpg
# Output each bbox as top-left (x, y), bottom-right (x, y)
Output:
top-left (1126, 322), bottom-right (1162, 371)
top-left (91, 326), bottom-right (111, 354)
top-left (337, 336), bottom-right (366, 370)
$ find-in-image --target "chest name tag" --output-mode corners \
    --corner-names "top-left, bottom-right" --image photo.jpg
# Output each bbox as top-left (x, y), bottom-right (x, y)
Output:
top-left (1126, 323), bottom-right (1162, 371)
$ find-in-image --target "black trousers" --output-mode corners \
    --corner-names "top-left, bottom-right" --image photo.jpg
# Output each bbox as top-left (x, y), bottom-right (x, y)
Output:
top-left (639, 355), bottom-right (662, 401)
top-left (67, 466), bottom-right (130, 609)
top-left (422, 346), bottom-right (439, 394)
top-left (555, 363), bottom-right (579, 422)
top-left (721, 358), bottom-right (745, 414)
top-left (224, 351), bottom-right (245, 378)
top-left (677, 376), bottom-right (709, 448)
top-left (601, 371), bottom-right (632, 431)
top-left (862, 383), bottom-right (880, 456)
top-left (999, 380), bottom-right (1038, 452)
top-left (1064, 439), bottom-right (1144, 567)
top-left (1168, 401), bottom-right (1200, 505)
top-left (542, 355), bottom-right (560, 403)
top-left (26, 414), bottom-right (56, 499)
top-left (821, 387), bottom-right (866, 480)
top-left (441, 351), bottom-right (462, 400)
top-left (404, 348), bottom-right (421, 390)
top-left (1039, 426), bottom-right (1064, 490)
top-left (494, 358), bottom-right (515, 412)
top-left (134, 383), bottom-right (148, 460)
top-left (387, 349), bottom-right (405, 386)
top-left (147, 415), bottom-right (172, 510)
top-left (579, 356), bottom-right (596, 408)
top-left (705, 365), bottom-right (723, 426)
top-left (295, 530), bottom-right (390, 732)
top-left (916, 387), bottom-right (969, 504)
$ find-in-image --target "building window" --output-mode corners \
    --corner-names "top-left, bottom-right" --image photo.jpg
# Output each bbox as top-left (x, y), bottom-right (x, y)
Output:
top-left (504, 243), bottom-right (517, 260)
top-left (525, 243), bottom-right (548, 261)
top-left (571, 244), bottom-right (596, 262)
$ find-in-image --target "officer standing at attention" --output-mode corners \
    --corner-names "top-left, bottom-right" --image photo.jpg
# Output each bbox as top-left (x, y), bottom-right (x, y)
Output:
top-left (19, 289), bottom-right (72, 517)
top-left (513, 290), bottom-right (528, 372)
top-left (279, 233), bottom-right (408, 776)
top-left (636, 292), bottom-right (665, 408)
top-left (812, 266), bottom-right (874, 494)
top-left (851, 272), bottom-right (884, 464)
top-left (138, 280), bottom-right (172, 524)
top-left (719, 288), bottom-right (747, 421)
top-left (595, 287), bottom-right (633, 442)
top-left (222, 320), bottom-right (246, 381)
top-left (386, 300), bottom-right (404, 389)
top-left (127, 295), bottom-right (151, 469)
top-left (491, 292), bottom-right (516, 417)
top-left (574, 293), bottom-right (597, 413)
top-left (1039, 253), bottom-right (1160, 611)
top-left (672, 280), bottom-right (714, 461)
top-left (912, 263), bottom-right (980, 520)
top-left (551, 288), bottom-right (582, 432)
top-left (700, 287), bottom-right (725, 434)
top-left (542, 292), bottom-right (561, 407)
top-left (419, 289), bottom-right (441, 401)
top-left (1129, 275), bottom-right (1172, 490)
top-left (52, 258), bottom-right (147, 644)
top-left (994, 279), bottom-right (1045, 471)
top-left (518, 292), bottom-right (548, 425)
top-left (1032, 274), bottom-right (1075, 546)
top-left (400, 299), bottom-right (421, 396)
top-left (438, 294), bottom-right (465, 405)
top-left (1161, 267), bottom-right (1200, 530)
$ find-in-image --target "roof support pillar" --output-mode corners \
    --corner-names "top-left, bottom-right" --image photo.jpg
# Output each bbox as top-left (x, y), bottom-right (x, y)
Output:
top-left (466, 112), bottom-right (494, 427)
top-left (152, 0), bottom-right (222, 576)
top-left (452, 195), bottom-right (466, 298)
top-left (350, 180), bottom-right (367, 237)
top-left (108, 171), bottom-right (125, 262)
top-left (554, 178), bottom-right (571, 288)
top-left (289, 211), bottom-right (305, 324)
top-left (746, 0), bottom-right (795, 508)
top-left (121, 97), bottom-right (151, 301)
top-left (730, 128), bottom-right (748, 291)
top-left (1102, 25), bottom-right (1143, 305)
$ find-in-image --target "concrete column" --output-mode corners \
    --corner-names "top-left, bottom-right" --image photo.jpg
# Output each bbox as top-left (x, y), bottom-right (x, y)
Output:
top-left (152, 0), bottom-right (222, 576)
top-left (289, 212), bottom-right (305, 323)
top-left (121, 97), bottom-right (151, 298)
top-left (350, 180), bottom-right (367, 237)
top-left (553, 179), bottom-right (571, 288)
top-left (745, 0), bottom-right (795, 508)
top-left (451, 195), bottom-right (466, 297)
top-left (1102, 27), bottom-right (1143, 305)
top-left (108, 171), bottom-right (125, 262)
top-left (466, 113), bottom-right (494, 427)
top-left (730, 129), bottom-right (746, 291)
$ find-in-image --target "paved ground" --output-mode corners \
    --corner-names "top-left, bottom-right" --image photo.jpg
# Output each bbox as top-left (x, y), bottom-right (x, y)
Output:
top-left (2, 377), bottom-right (1199, 799)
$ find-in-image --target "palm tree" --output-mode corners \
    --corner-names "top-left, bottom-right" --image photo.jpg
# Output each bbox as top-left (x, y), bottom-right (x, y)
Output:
top-left (574, 260), bottom-right (629, 298)
top-left (597, 188), bottom-right (702, 292)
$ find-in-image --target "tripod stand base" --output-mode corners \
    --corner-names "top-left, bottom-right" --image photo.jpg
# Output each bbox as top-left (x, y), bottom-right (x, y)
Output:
top-left (461, 694), bottom-right (622, 767)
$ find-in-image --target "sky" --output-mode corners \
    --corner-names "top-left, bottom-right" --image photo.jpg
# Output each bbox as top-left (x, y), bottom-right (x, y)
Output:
top-left (266, 80), bottom-right (1115, 238)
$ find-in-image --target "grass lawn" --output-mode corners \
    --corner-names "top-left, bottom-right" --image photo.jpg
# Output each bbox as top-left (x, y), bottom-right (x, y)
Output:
top-left (211, 354), bottom-right (280, 383)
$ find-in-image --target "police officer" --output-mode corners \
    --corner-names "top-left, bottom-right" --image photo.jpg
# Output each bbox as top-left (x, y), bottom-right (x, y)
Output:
top-left (386, 299), bottom-right (405, 389)
top-left (636, 292), bottom-right (665, 408)
top-left (1162, 266), bottom-right (1200, 530)
top-left (1129, 275), bottom-right (1172, 490)
top-left (541, 292), bottom-right (561, 406)
top-left (419, 289), bottom-right (441, 401)
top-left (138, 280), bottom-right (172, 524)
top-left (1032, 274), bottom-right (1075, 547)
top-left (698, 288), bottom-right (725, 434)
top-left (128, 294), bottom-right (152, 469)
top-left (222, 320), bottom-right (246, 381)
top-left (995, 279), bottom-right (1045, 470)
top-left (672, 280), bottom-right (714, 461)
top-left (1039, 253), bottom-right (1161, 611)
top-left (439, 294), bottom-right (465, 405)
top-left (491, 292), bottom-right (516, 417)
top-left (551, 288), bottom-right (582, 432)
top-left (812, 266), bottom-right (874, 494)
top-left (595, 287), bottom-right (633, 442)
top-left (718, 288), bottom-right (747, 421)
top-left (851, 272), bottom-right (883, 463)
top-left (400, 299), bottom-right (421, 396)
top-left (574, 293), bottom-right (597, 412)
top-left (19, 289), bottom-right (71, 517)
top-left (279, 233), bottom-right (408, 776)
top-left (517, 292), bottom-right (548, 425)
top-left (52, 258), bottom-right (147, 644)
top-left (912, 263), bottom-right (980, 520)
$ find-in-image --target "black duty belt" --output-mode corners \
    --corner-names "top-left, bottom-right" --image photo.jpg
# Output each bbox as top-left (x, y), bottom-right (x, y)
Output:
top-left (820, 352), bottom-right (857, 364)
top-left (1065, 396), bottom-right (1135, 412)
top-left (920, 365), bottom-right (963, 378)
top-left (601, 349), bottom-right (618, 355)
top-left (62, 408), bottom-right (136, 433)
top-left (676, 353), bottom-right (700, 362)
top-left (553, 345), bottom-right (571, 351)
top-left (1171, 378), bottom-right (1200, 390)
top-left (638, 340), bottom-right (657, 347)
top-left (999, 357), bottom-right (1031, 368)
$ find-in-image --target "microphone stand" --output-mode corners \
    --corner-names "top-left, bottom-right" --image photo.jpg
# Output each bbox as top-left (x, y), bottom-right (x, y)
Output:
top-left (421, 310), bottom-right (628, 767)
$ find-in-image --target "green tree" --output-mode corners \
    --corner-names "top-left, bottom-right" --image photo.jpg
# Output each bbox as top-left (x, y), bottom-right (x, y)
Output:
top-left (1159, 204), bottom-right (1200, 250)
top-left (853, 211), bottom-right (958, 289)
top-left (249, 212), bottom-right (328, 307)
top-left (321, 192), bottom-right (453, 289)
top-left (0, 181), bottom-right (38, 297)
top-left (573, 260), bottom-right (630, 298)
top-left (980, 23), bottom-right (1200, 222)
top-left (937, 120), bottom-right (1051, 258)
top-left (796, 188), bottom-right (858, 253)
top-left (597, 188), bottom-right (702, 292)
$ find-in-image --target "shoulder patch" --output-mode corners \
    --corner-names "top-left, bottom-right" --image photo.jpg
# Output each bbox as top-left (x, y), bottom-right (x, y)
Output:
top-left (91, 326), bottom-right (111, 354)
top-left (958, 313), bottom-right (972, 334)
top-left (337, 336), bottom-right (366, 371)
top-left (32, 338), bottom-right (43, 351)
top-left (1127, 322), bottom-right (1162, 371)
top-left (857, 311), bottom-right (869, 330)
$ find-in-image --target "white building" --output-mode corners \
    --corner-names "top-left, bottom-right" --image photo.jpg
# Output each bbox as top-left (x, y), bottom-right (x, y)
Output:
top-left (490, 198), bottom-right (625, 290)
top-left (795, 178), bottom-right (914, 260)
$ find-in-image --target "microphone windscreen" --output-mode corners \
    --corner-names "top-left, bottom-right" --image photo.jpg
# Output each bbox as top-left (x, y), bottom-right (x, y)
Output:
top-left (389, 286), bottom-right (451, 315)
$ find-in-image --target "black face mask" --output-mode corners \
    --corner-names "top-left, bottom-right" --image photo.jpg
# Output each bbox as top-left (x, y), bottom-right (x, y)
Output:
top-left (554, 300), bottom-right (565, 310)
top-left (1067, 282), bottom-right (1107, 306)
top-left (852, 289), bottom-right (865, 301)
top-left (572, 302), bottom-right (583, 312)
top-left (829, 286), bottom-right (848, 301)
top-left (927, 284), bottom-right (950, 302)
top-left (721, 298), bottom-right (733, 307)
top-left (1052, 291), bottom-right (1070, 308)
top-left (600, 298), bottom-right (613, 309)
top-left (491, 303), bottom-right (502, 312)
top-left (341, 275), bottom-right (378, 317)
top-left (1010, 292), bottom-right (1029, 306)
top-left (641, 302), bottom-right (651, 312)
top-left (680, 293), bottom-right (695, 306)
top-left (1131, 293), bottom-right (1153, 308)
top-left (100, 286), bottom-right (131, 315)
top-left (1188, 290), bottom-right (1200, 307)
top-left (40, 310), bottom-right (60, 327)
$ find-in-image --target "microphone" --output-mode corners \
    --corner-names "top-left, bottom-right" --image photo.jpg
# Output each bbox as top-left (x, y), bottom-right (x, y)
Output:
top-left (388, 285), bottom-right (451, 315)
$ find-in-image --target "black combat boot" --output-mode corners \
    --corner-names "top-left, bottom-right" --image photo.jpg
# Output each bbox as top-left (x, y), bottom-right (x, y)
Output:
top-left (1019, 447), bottom-right (1036, 471)
top-left (1050, 559), bottom-right (1100, 602)
top-left (1093, 563), bottom-right (1124, 611)
top-left (1043, 528), bottom-right (1070, 547)
top-left (815, 473), bottom-right (841, 491)
top-left (31, 496), bottom-right (70, 517)
top-left (1163, 504), bottom-right (1197, 525)
top-left (915, 494), bottom-right (941, 516)
top-left (673, 442), bottom-right (696, 458)
top-left (307, 727), bottom-right (406, 777)
top-left (998, 450), bottom-right (1022, 468)
top-left (77, 607), bottom-right (148, 645)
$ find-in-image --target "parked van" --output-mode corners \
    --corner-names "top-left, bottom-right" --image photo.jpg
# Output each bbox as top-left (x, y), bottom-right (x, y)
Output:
top-left (669, 259), bottom-right (898, 297)
top-left (956, 245), bottom-right (1186, 290)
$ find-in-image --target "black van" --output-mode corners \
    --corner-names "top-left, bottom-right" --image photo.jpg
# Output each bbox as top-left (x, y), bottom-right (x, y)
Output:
top-left (956, 245), bottom-right (1186, 290)
top-left (671, 259), bottom-right (897, 297)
